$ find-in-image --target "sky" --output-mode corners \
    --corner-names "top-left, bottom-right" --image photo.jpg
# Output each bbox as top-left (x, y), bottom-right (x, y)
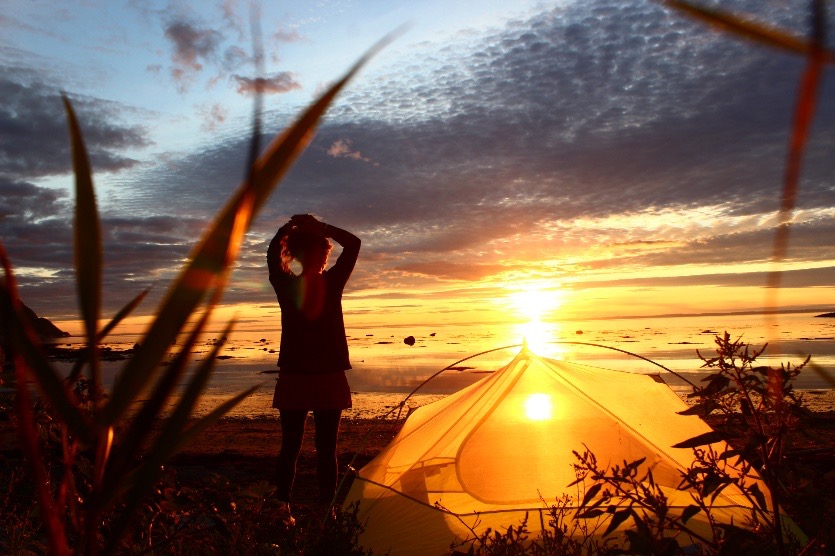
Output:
top-left (2, 0), bottom-right (835, 333)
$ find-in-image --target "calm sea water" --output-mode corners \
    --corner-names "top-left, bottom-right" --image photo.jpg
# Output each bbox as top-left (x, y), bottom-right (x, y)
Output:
top-left (51, 311), bottom-right (835, 418)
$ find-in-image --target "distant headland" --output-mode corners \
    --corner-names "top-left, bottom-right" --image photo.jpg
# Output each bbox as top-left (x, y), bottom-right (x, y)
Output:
top-left (1, 302), bottom-right (70, 340)
top-left (815, 312), bottom-right (835, 318)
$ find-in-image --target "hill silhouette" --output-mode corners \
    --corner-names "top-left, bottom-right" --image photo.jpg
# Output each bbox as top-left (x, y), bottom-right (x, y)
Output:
top-left (0, 302), bottom-right (69, 342)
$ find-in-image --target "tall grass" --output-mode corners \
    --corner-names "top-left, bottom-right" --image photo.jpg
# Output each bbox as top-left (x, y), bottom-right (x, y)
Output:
top-left (0, 33), bottom-right (391, 555)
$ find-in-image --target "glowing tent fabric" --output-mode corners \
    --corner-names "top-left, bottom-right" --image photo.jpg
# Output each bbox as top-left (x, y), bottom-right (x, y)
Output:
top-left (343, 347), bottom-right (771, 555)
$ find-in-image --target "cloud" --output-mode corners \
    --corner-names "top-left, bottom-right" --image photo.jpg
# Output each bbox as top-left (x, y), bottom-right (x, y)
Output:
top-left (0, 67), bottom-right (149, 180)
top-left (163, 19), bottom-right (224, 91)
top-left (198, 102), bottom-right (228, 132)
top-left (222, 45), bottom-right (251, 71)
top-left (394, 261), bottom-right (512, 281)
top-left (273, 27), bottom-right (303, 43)
top-left (232, 72), bottom-right (302, 95)
top-left (5, 206), bottom-right (208, 319)
top-left (7, 0), bottom-right (833, 319)
top-left (220, 0), bottom-right (245, 40)
top-left (571, 266), bottom-right (835, 291)
top-left (326, 139), bottom-right (373, 163)
top-left (120, 0), bottom-right (835, 246)
top-left (0, 179), bottom-right (69, 233)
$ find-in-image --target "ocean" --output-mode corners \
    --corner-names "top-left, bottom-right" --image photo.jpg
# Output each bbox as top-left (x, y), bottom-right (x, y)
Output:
top-left (50, 311), bottom-right (835, 418)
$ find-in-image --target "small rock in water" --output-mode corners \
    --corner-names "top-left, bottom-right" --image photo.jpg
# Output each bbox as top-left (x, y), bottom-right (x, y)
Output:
top-left (430, 332), bottom-right (436, 337)
top-left (404, 335), bottom-right (416, 346)
top-left (575, 330), bottom-right (583, 335)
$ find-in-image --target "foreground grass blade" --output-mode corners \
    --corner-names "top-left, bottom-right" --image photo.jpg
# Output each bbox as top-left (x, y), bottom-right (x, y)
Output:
top-left (101, 311), bottom-right (211, 497)
top-left (805, 359), bottom-right (835, 387)
top-left (766, 49), bottom-right (825, 281)
top-left (12, 353), bottom-right (70, 556)
top-left (104, 36), bottom-right (392, 425)
top-left (1, 245), bottom-right (72, 555)
top-left (63, 97), bottom-right (102, 388)
top-left (103, 385), bottom-right (259, 554)
top-left (159, 319), bottom-right (236, 441)
top-left (771, 4), bottom-right (826, 265)
top-left (664, 0), bottom-right (835, 62)
top-left (103, 321), bottom-right (236, 552)
top-left (0, 244), bottom-right (91, 441)
top-left (67, 288), bottom-right (150, 383)
top-left (764, 0), bottom-right (826, 327)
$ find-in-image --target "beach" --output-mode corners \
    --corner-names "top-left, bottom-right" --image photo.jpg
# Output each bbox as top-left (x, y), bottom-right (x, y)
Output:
top-left (2, 410), bottom-right (834, 534)
top-left (160, 408), bottom-right (835, 535)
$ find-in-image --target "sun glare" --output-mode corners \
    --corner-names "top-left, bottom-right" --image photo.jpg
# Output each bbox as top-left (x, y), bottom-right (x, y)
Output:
top-left (508, 286), bottom-right (563, 321)
top-left (505, 284), bottom-right (567, 356)
top-left (516, 320), bottom-right (552, 354)
top-left (524, 393), bottom-right (553, 421)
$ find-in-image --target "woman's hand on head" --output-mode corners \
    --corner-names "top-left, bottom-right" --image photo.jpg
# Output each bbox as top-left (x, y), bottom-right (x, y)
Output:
top-left (289, 214), bottom-right (324, 234)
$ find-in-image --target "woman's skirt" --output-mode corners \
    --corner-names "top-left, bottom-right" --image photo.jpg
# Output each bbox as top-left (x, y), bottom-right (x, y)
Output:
top-left (272, 370), bottom-right (352, 410)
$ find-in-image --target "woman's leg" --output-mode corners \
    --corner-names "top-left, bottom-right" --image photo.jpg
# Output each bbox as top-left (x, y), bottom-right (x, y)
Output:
top-left (275, 409), bottom-right (308, 501)
top-left (312, 409), bottom-right (342, 505)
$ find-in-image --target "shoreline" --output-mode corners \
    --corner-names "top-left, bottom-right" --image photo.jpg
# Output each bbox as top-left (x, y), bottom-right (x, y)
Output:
top-left (179, 387), bottom-right (835, 420)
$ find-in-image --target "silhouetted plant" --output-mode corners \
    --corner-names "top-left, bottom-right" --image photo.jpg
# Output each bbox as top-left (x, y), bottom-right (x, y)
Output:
top-left (570, 449), bottom-right (706, 556)
top-left (446, 511), bottom-right (538, 556)
top-left (303, 502), bottom-right (376, 556)
top-left (0, 455), bottom-right (45, 554)
top-left (675, 333), bottom-right (815, 554)
top-left (569, 333), bottom-right (818, 556)
top-left (119, 472), bottom-right (289, 555)
top-left (535, 494), bottom-right (615, 556)
top-left (0, 34), bottom-right (390, 556)
top-left (445, 494), bottom-right (615, 555)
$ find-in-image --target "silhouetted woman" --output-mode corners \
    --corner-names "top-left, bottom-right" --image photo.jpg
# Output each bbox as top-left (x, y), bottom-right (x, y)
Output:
top-left (267, 213), bottom-right (361, 514)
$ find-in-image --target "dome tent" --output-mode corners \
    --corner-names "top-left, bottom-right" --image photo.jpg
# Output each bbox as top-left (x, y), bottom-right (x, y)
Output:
top-left (342, 347), bottom-right (782, 555)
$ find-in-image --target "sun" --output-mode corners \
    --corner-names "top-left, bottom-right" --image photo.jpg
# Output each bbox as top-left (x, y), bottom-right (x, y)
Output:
top-left (508, 284), bottom-right (564, 321)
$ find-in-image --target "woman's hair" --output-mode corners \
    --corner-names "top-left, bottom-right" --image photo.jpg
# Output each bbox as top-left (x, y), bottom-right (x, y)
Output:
top-left (280, 228), bottom-right (333, 273)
